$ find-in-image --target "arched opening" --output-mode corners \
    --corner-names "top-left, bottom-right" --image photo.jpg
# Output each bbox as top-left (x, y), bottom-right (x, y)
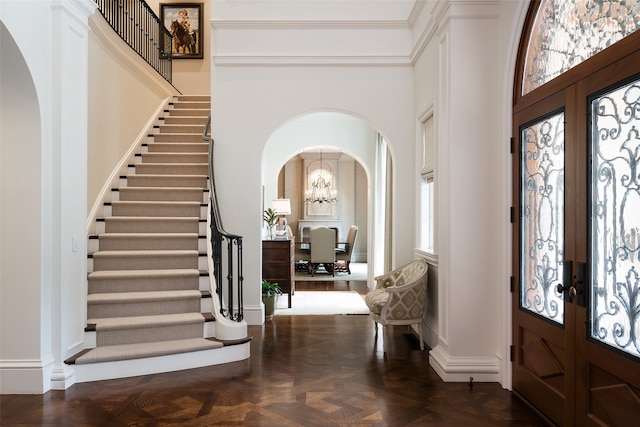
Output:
top-left (262, 111), bottom-right (393, 310)
top-left (0, 21), bottom-right (44, 392)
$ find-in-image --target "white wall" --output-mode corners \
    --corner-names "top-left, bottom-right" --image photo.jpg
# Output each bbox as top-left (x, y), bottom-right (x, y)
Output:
top-left (211, 22), bottom-right (416, 324)
top-left (0, 0), bottom-right (96, 393)
top-left (87, 11), bottom-right (179, 214)
top-left (0, 20), bottom-right (44, 393)
top-left (411, 1), bottom-right (529, 385)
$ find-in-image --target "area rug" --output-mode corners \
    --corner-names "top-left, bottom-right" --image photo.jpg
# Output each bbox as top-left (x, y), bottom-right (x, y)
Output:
top-left (294, 262), bottom-right (368, 282)
top-left (274, 291), bottom-right (369, 315)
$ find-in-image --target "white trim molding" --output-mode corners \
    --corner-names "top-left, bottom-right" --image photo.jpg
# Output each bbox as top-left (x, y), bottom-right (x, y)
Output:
top-left (429, 345), bottom-right (500, 383)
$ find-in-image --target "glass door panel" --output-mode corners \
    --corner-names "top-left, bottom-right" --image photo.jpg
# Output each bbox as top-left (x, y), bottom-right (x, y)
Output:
top-left (521, 112), bottom-right (566, 324)
top-left (590, 76), bottom-right (640, 359)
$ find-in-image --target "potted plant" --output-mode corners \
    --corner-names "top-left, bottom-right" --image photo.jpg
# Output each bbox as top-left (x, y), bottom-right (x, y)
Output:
top-left (262, 279), bottom-right (282, 318)
top-left (263, 208), bottom-right (278, 240)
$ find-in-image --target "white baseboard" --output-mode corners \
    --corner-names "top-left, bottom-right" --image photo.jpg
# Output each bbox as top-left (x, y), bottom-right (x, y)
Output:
top-left (0, 358), bottom-right (54, 394)
top-left (429, 345), bottom-right (500, 383)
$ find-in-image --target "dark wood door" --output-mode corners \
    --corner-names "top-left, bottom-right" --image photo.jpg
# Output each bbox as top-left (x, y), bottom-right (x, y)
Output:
top-left (512, 48), bottom-right (640, 426)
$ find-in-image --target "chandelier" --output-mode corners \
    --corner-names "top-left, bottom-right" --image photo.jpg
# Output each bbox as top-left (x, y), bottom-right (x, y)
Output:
top-left (305, 149), bottom-right (338, 204)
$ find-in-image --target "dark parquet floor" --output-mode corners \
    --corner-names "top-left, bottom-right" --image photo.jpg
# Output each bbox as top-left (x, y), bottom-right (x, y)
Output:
top-left (1, 279), bottom-right (548, 426)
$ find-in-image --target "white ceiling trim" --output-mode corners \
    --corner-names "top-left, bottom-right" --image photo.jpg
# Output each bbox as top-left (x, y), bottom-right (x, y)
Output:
top-left (211, 20), bottom-right (412, 30)
top-left (213, 55), bottom-right (412, 66)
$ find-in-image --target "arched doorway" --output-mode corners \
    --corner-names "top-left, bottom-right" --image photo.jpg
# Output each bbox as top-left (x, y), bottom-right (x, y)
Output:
top-left (0, 21), bottom-right (44, 392)
top-left (262, 111), bottom-right (394, 284)
top-left (511, 1), bottom-right (640, 425)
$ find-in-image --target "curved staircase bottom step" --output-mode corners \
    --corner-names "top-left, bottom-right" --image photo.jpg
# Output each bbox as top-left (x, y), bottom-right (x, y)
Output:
top-left (69, 340), bottom-right (250, 384)
top-left (73, 337), bottom-right (223, 365)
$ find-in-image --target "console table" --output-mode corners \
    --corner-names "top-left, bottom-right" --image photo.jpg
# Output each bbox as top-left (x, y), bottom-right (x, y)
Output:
top-left (262, 239), bottom-right (295, 308)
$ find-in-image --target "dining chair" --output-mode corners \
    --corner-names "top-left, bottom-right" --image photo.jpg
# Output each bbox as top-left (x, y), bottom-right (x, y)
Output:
top-left (309, 227), bottom-right (337, 276)
top-left (335, 225), bottom-right (358, 274)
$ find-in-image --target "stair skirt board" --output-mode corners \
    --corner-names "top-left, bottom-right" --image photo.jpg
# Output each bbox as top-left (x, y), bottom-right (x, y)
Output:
top-left (70, 342), bottom-right (250, 384)
top-left (79, 95), bottom-right (247, 375)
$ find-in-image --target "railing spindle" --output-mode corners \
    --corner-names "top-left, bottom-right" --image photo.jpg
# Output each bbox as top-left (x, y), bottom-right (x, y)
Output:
top-left (93, 0), bottom-right (172, 84)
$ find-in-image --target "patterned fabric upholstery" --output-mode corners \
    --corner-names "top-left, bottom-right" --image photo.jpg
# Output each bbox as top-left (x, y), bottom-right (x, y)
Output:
top-left (365, 260), bottom-right (429, 352)
top-left (364, 288), bottom-right (388, 314)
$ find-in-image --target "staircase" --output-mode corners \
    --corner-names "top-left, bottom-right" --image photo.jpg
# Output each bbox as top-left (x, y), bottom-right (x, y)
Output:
top-left (69, 95), bottom-right (249, 383)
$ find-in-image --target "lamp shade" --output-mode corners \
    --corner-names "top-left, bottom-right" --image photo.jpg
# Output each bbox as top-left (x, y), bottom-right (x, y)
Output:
top-left (271, 199), bottom-right (291, 215)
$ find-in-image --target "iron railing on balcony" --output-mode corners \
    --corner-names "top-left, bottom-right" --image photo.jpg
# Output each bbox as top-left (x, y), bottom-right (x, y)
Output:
top-left (94, 0), bottom-right (172, 83)
top-left (203, 115), bottom-right (245, 322)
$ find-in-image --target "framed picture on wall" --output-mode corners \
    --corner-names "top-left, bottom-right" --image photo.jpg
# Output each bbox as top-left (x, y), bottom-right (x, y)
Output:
top-left (160, 3), bottom-right (203, 59)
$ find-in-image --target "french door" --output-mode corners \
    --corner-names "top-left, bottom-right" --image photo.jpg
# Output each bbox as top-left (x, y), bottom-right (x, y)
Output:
top-left (512, 49), bottom-right (640, 426)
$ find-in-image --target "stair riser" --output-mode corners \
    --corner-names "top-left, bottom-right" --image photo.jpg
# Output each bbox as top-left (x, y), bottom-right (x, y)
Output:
top-left (140, 153), bottom-right (208, 163)
top-left (158, 125), bottom-right (206, 134)
top-left (133, 164), bottom-right (209, 176)
top-left (89, 236), bottom-right (206, 253)
top-left (162, 116), bottom-right (208, 125)
top-left (172, 102), bottom-right (210, 109)
top-left (99, 219), bottom-right (205, 235)
top-left (146, 143), bottom-right (208, 153)
top-left (109, 203), bottom-right (203, 218)
top-left (88, 298), bottom-right (201, 319)
top-left (103, 218), bottom-right (202, 234)
top-left (93, 254), bottom-right (198, 271)
top-left (95, 235), bottom-right (199, 251)
top-left (151, 134), bottom-right (204, 143)
top-left (88, 274), bottom-right (201, 294)
top-left (176, 95), bottom-right (210, 102)
top-left (115, 188), bottom-right (207, 202)
top-left (96, 322), bottom-right (203, 346)
top-left (124, 176), bottom-right (207, 188)
top-left (166, 109), bottom-right (209, 117)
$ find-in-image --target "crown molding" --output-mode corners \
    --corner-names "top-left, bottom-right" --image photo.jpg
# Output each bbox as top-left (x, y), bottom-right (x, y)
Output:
top-left (213, 55), bottom-right (412, 66)
top-left (211, 19), bottom-right (411, 30)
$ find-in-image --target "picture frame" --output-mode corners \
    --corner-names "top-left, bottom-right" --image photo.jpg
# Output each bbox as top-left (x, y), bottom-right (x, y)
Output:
top-left (160, 3), bottom-right (203, 59)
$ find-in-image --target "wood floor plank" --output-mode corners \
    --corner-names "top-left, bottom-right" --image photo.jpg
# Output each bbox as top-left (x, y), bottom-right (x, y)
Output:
top-left (0, 282), bottom-right (549, 426)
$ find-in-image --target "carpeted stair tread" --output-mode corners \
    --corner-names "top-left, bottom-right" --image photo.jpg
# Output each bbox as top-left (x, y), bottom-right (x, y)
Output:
top-left (172, 101), bottom-right (211, 109)
top-left (117, 187), bottom-right (206, 202)
top-left (125, 174), bottom-right (207, 188)
top-left (88, 268), bottom-right (200, 281)
top-left (88, 290), bottom-right (202, 304)
top-left (92, 249), bottom-right (199, 271)
top-left (93, 249), bottom-right (198, 256)
top-left (162, 116), bottom-right (208, 125)
top-left (73, 338), bottom-right (223, 365)
top-left (151, 133), bottom-right (205, 143)
top-left (103, 216), bottom-right (201, 234)
top-left (89, 312), bottom-right (205, 331)
top-left (87, 290), bottom-right (202, 318)
top-left (158, 124), bottom-right (208, 133)
top-left (140, 152), bottom-right (208, 163)
top-left (109, 201), bottom-right (202, 217)
top-left (147, 142), bottom-right (209, 153)
top-left (87, 269), bottom-right (201, 294)
top-left (165, 109), bottom-right (210, 116)
top-left (96, 233), bottom-right (199, 251)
